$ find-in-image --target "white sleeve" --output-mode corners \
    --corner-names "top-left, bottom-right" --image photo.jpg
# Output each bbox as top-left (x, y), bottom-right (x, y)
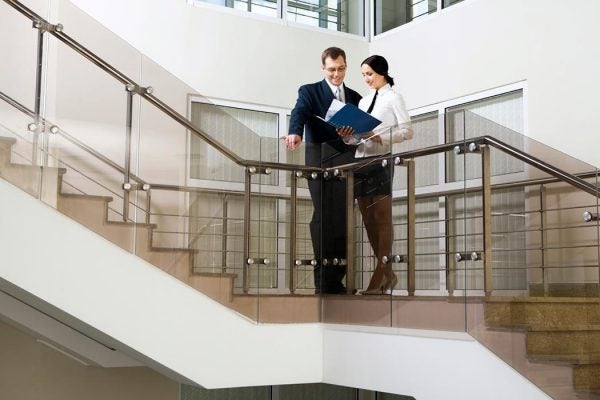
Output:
top-left (377, 93), bottom-right (413, 145)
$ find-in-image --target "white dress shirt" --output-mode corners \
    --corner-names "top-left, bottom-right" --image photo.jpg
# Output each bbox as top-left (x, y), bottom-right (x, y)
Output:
top-left (325, 80), bottom-right (345, 103)
top-left (355, 83), bottom-right (413, 158)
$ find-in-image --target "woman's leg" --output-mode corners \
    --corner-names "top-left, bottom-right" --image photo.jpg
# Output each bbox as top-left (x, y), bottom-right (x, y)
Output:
top-left (358, 194), bottom-right (393, 291)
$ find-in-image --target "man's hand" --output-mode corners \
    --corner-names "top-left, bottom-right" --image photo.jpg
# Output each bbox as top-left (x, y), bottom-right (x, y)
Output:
top-left (336, 126), bottom-right (354, 139)
top-left (281, 134), bottom-right (302, 150)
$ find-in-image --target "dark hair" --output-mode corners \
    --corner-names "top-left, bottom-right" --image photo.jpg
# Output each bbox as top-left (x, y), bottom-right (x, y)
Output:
top-left (321, 47), bottom-right (347, 65)
top-left (361, 55), bottom-right (394, 86)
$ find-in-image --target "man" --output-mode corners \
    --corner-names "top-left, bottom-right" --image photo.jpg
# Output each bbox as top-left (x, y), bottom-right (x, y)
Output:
top-left (285, 47), bottom-right (362, 294)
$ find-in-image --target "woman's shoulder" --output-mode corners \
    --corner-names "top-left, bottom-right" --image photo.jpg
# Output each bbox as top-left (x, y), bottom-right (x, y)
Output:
top-left (384, 88), bottom-right (407, 104)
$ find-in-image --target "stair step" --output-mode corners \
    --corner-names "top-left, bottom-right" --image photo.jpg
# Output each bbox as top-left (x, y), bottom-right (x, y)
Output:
top-left (187, 273), bottom-right (236, 304)
top-left (527, 331), bottom-right (600, 364)
top-left (485, 297), bottom-right (600, 330)
top-left (574, 364), bottom-right (600, 393)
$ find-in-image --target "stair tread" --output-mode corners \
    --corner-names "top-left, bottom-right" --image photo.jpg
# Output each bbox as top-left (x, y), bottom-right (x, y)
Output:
top-left (105, 220), bottom-right (157, 228)
top-left (191, 272), bottom-right (237, 278)
top-left (528, 326), bottom-right (600, 332)
top-left (149, 246), bottom-right (197, 254)
top-left (1, 163), bottom-right (68, 174)
top-left (530, 354), bottom-right (600, 365)
top-left (59, 192), bottom-right (114, 202)
top-left (0, 136), bottom-right (17, 145)
top-left (487, 296), bottom-right (600, 304)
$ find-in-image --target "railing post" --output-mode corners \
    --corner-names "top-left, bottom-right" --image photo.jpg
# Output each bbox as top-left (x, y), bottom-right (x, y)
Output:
top-left (346, 169), bottom-right (355, 294)
top-left (446, 201), bottom-right (455, 296)
top-left (145, 188), bottom-right (152, 225)
top-left (221, 195), bottom-right (229, 273)
top-left (406, 159), bottom-right (416, 296)
top-left (243, 167), bottom-right (252, 294)
top-left (31, 22), bottom-right (45, 167)
top-left (289, 171), bottom-right (298, 293)
top-left (539, 184), bottom-right (547, 296)
top-left (122, 87), bottom-right (134, 222)
top-left (481, 145), bottom-right (493, 295)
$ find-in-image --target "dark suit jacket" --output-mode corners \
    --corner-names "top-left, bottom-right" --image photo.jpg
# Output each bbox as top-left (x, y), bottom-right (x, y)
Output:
top-left (288, 79), bottom-right (362, 155)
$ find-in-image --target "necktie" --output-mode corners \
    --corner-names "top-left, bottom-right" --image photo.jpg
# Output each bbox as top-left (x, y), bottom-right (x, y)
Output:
top-left (367, 90), bottom-right (378, 114)
top-left (335, 87), bottom-right (342, 102)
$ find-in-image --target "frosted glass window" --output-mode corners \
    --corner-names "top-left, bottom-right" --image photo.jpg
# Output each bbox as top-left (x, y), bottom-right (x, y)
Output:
top-left (446, 90), bottom-right (524, 182)
top-left (190, 102), bottom-right (279, 185)
top-left (393, 111), bottom-right (439, 190)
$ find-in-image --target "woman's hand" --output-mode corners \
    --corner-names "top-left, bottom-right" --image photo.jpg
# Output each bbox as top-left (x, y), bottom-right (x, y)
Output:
top-left (364, 131), bottom-right (382, 144)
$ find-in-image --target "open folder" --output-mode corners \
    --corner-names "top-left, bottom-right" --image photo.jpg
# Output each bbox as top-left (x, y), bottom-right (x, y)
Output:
top-left (316, 99), bottom-right (382, 136)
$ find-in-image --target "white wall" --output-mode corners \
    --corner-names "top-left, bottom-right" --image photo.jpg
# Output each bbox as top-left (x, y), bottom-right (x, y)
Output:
top-left (370, 0), bottom-right (600, 167)
top-left (0, 178), bottom-right (323, 389)
top-left (64, 0), bottom-right (369, 109)
top-left (323, 325), bottom-right (552, 400)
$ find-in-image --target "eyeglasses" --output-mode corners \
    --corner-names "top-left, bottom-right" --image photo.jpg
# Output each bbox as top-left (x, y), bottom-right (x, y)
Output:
top-left (324, 66), bottom-right (346, 73)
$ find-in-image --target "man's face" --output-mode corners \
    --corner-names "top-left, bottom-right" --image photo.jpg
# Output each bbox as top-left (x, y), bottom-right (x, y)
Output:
top-left (322, 56), bottom-right (347, 87)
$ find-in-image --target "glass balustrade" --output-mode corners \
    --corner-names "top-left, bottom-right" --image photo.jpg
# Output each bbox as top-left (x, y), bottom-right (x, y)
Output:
top-left (457, 110), bottom-right (600, 399)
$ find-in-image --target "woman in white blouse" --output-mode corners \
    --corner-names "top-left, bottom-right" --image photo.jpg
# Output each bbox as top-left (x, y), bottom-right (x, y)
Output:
top-left (340, 55), bottom-right (413, 295)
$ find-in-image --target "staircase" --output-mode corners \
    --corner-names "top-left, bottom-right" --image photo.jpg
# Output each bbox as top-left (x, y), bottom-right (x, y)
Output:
top-left (484, 297), bottom-right (600, 399)
top-left (0, 134), bottom-right (320, 323)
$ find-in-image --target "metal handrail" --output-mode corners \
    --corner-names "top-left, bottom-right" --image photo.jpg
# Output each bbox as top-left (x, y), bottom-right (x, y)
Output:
top-left (3, 0), bottom-right (244, 165)
top-left (482, 136), bottom-right (599, 196)
top-left (0, 90), bottom-right (149, 186)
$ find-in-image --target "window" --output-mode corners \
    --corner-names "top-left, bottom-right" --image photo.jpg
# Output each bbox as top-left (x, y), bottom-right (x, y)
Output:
top-left (374, 0), bottom-right (467, 35)
top-left (388, 86), bottom-right (526, 294)
top-left (374, 0), bottom-right (436, 35)
top-left (188, 99), bottom-right (313, 291)
top-left (191, 0), bottom-right (366, 35)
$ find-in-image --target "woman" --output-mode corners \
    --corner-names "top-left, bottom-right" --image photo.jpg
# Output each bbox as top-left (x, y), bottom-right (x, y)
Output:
top-left (339, 55), bottom-right (413, 294)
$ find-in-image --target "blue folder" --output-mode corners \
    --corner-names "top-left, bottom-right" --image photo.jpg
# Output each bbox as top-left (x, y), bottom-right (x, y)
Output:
top-left (321, 103), bottom-right (382, 135)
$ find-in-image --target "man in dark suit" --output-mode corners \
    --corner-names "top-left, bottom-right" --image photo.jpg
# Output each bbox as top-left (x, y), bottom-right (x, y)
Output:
top-left (285, 47), bottom-right (362, 294)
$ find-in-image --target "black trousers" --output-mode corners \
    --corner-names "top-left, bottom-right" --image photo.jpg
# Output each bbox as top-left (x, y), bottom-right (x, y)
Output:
top-left (305, 142), bottom-right (355, 292)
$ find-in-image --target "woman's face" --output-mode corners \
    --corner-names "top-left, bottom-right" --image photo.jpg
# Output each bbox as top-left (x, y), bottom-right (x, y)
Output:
top-left (361, 64), bottom-right (386, 90)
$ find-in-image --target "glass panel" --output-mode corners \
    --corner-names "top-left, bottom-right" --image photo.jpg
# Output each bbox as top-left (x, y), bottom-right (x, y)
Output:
top-left (287, 0), bottom-right (365, 36)
top-left (0, 0), bottom-right (51, 200)
top-left (463, 111), bottom-right (600, 399)
top-left (40, 0), bottom-right (142, 257)
top-left (316, 140), bottom-right (355, 297)
top-left (446, 90), bottom-right (524, 182)
top-left (393, 111), bottom-right (438, 190)
top-left (190, 102), bottom-right (278, 185)
top-left (0, 0), bottom-right (46, 111)
top-left (374, 0), bottom-right (436, 35)
top-left (138, 54), bottom-right (260, 321)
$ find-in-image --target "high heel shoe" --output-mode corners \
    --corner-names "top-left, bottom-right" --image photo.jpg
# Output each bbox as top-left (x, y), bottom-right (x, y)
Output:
top-left (384, 272), bottom-right (398, 292)
top-left (359, 275), bottom-right (389, 295)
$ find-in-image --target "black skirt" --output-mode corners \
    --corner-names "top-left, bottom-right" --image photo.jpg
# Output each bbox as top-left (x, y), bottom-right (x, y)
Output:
top-left (353, 156), bottom-right (393, 198)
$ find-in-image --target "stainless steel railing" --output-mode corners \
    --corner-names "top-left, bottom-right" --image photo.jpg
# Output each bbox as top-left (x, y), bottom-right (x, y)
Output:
top-left (2, 0), bottom-right (599, 297)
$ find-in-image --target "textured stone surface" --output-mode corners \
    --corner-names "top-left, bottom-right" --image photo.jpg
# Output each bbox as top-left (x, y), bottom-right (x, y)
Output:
top-left (486, 298), bottom-right (600, 396)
